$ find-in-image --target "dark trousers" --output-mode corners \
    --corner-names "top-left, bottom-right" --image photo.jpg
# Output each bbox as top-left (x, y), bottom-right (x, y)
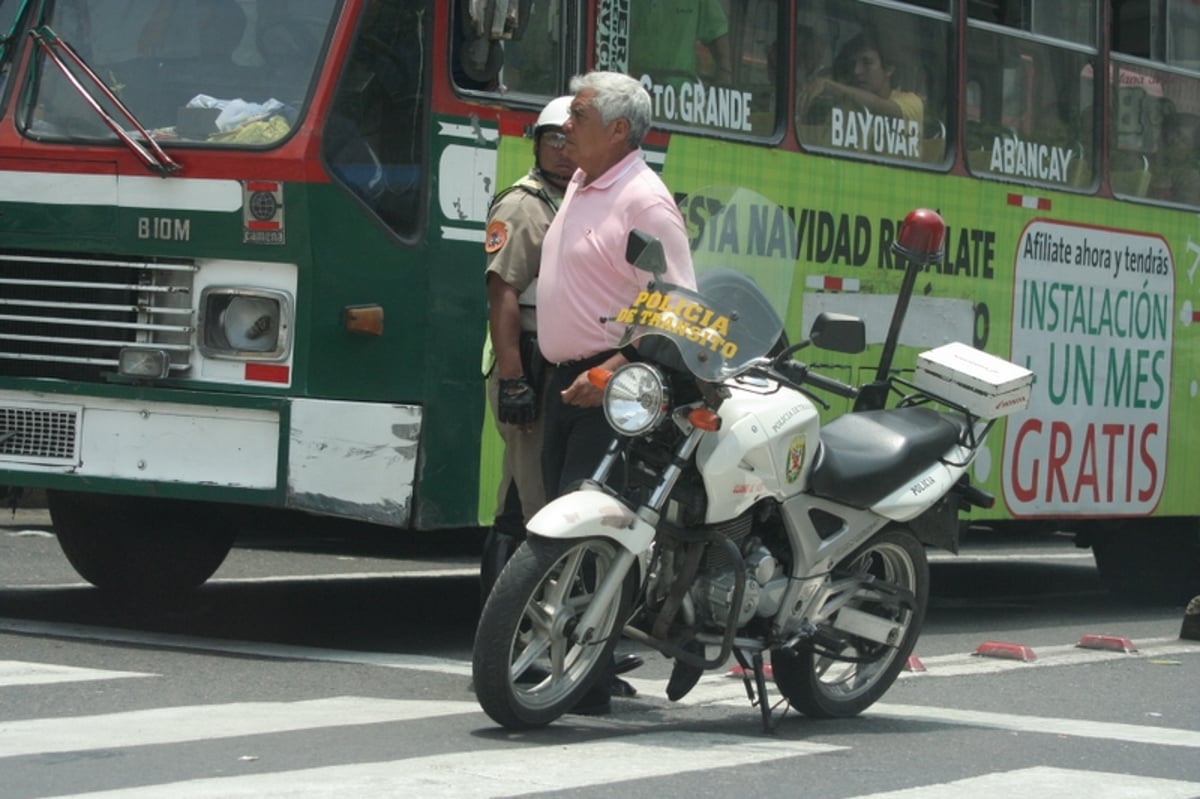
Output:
top-left (541, 361), bottom-right (619, 501)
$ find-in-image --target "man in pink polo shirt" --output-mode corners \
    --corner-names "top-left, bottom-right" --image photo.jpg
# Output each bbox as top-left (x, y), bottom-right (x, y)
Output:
top-left (537, 70), bottom-right (695, 502)
top-left (535, 70), bottom-right (696, 716)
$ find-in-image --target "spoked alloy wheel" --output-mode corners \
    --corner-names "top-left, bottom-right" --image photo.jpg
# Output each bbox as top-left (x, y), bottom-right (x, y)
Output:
top-left (473, 536), bottom-right (631, 729)
top-left (773, 527), bottom-right (928, 718)
top-left (472, 535), bottom-right (633, 729)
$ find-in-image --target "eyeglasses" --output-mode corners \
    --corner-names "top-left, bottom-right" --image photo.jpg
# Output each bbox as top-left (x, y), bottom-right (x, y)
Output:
top-left (540, 131), bottom-right (567, 149)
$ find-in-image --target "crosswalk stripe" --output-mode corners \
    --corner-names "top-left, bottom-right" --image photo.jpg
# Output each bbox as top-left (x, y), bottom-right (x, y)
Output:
top-left (868, 703), bottom-right (1200, 749)
top-left (851, 766), bottom-right (1200, 798)
top-left (622, 679), bottom-right (1200, 750)
top-left (40, 731), bottom-right (845, 798)
top-left (0, 697), bottom-right (477, 759)
top-left (0, 618), bottom-right (473, 676)
top-left (0, 660), bottom-right (153, 687)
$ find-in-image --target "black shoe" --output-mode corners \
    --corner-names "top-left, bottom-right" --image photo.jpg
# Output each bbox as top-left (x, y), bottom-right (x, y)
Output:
top-left (666, 641), bottom-right (705, 702)
top-left (613, 653), bottom-right (644, 675)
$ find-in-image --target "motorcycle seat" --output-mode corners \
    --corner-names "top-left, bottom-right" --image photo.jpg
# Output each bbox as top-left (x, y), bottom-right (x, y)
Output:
top-left (808, 407), bottom-right (967, 509)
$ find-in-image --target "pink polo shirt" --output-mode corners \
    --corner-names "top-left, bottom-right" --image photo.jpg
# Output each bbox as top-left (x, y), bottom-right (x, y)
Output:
top-left (536, 150), bottom-right (695, 364)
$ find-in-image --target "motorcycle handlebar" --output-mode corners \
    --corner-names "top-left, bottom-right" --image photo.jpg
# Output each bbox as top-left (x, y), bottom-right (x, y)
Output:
top-left (774, 358), bottom-right (859, 400)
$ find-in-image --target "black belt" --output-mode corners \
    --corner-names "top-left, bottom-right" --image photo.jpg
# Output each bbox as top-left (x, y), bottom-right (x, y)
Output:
top-left (551, 349), bottom-right (617, 371)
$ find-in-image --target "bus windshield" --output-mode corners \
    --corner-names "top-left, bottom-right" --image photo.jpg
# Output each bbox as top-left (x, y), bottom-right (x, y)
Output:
top-left (20, 0), bottom-right (338, 147)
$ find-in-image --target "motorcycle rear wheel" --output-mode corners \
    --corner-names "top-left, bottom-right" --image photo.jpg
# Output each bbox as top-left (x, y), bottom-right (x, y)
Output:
top-left (772, 527), bottom-right (928, 718)
top-left (472, 535), bottom-right (631, 729)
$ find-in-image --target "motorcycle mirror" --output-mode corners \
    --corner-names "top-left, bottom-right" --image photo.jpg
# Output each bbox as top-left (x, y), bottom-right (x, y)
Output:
top-left (809, 312), bottom-right (866, 354)
top-left (625, 229), bottom-right (667, 275)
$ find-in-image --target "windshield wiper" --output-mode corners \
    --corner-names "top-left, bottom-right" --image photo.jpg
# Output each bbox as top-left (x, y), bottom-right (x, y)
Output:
top-left (29, 25), bottom-right (181, 176)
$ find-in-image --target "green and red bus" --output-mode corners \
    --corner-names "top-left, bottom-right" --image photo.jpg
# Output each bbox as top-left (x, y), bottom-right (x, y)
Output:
top-left (0, 0), bottom-right (1196, 601)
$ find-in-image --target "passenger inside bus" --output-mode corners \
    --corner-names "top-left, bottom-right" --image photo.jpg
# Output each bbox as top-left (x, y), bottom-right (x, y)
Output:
top-left (1149, 111), bottom-right (1200, 205)
top-left (796, 29), bottom-right (924, 160)
top-left (791, 24), bottom-right (831, 124)
top-left (628, 0), bottom-right (733, 86)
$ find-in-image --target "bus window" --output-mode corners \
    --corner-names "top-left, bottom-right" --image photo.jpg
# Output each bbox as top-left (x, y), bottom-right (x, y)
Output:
top-left (610, 0), bottom-right (781, 138)
top-left (0, 0), bottom-right (24, 98)
top-left (1108, 1), bottom-right (1200, 205)
top-left (1109, 60), bottom-right (1200, 205)
top-left (497, 0), bottom-right (567, 96)
top-left (1167, 0), bottom-right (1200, 68)
top-left (452, 0), bottom-right (569, 97)
top-left (20, 0), bottom-right (335, 145)
top-left (794, 0), bottom-right (951, 166)
top-left (1113, 0), bottom-right (1200, 67)
top-left (323, 0), bottom-right (428, 236)
top-left (965, 1), bottom-right (1098, 189)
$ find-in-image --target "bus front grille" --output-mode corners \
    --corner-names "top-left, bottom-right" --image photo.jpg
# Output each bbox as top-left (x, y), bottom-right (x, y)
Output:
top-left (0, 404), bottom-right (79, 463)
top-left (0, 253), bottom-right (196, 382)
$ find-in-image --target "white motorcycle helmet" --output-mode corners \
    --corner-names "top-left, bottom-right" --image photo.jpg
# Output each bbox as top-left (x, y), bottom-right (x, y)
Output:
top-left (534, 95), bottom-right (573, 138)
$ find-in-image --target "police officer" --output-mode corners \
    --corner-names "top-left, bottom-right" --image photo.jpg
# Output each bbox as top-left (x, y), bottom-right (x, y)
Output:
top-left (480, 96), bottom-right (576, 599)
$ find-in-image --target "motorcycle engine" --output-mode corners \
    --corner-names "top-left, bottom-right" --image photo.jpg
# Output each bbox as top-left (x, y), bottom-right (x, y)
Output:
top-left (688, 516), bottom-right (789, 630)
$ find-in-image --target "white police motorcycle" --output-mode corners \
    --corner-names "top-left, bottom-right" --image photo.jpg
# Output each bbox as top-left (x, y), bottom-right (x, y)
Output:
top-left (473, 195), bottom-right (1032, 730)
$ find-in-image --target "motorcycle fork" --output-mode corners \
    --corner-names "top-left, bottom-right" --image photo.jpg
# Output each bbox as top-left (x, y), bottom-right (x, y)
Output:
top-left (570, 424), bottom-right (707, 646)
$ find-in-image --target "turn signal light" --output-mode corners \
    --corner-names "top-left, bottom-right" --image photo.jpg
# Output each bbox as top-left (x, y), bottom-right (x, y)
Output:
top-left (588, 367), bottom-right (612, 389)
top-left (688, 407), bottom-right (721, 431)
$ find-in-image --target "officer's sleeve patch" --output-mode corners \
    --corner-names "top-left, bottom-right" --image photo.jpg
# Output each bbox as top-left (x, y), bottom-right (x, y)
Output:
top-left (484, 220), bottom-right (508, 253)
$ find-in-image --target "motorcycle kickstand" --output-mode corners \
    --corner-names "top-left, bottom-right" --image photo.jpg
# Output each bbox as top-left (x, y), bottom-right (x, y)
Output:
top-left (732, 649), bottom-right (777, 733)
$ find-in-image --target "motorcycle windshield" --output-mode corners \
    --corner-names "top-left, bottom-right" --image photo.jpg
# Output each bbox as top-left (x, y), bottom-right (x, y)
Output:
top-left (611, 273), bottom-right (783, 381)
top-left (609, 186), bottom-right (796, 382)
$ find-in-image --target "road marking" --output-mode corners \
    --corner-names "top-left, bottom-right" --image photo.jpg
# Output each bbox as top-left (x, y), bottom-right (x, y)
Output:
top-left (927, 550), bottom-right (1094, 562)
top-left (39, 731), bottom-right (844, 798)
top-left (210, 568), bottom-right (480, 583)
top-left (0, 660), bottom-right (153, 687)
top-left (624, 671), bottom-right (1200, 749)
top-left (0, 696), bottom-right (477, 759)
top-left (1, 567), bottom-right (480, 591)
top-left (0, 618), bottom-right (473, 676)
top-left (852, 766), bottom-right (1200, 798)
top-left (868, 703), bottom-right (1200, 749)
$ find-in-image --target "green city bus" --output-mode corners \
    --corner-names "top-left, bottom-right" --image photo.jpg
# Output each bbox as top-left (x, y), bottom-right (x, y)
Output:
top-left (0, 0), bottom-right (1196, 602)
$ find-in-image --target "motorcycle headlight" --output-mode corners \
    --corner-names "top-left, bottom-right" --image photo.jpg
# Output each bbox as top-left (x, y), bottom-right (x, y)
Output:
top-left (603, 363), bottom-right (669, 436)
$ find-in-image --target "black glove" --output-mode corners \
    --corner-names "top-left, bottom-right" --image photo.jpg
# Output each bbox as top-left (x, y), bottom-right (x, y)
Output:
top-left (498, 376), bottom-right (537, 425)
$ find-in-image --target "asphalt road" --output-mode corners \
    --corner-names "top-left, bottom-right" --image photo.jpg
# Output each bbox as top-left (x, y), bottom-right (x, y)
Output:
top-left (1, 509), bottom-right (1197, 798)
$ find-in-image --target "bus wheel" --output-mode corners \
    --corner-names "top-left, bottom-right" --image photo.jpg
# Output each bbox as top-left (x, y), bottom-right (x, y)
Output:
top-left (47, 490), bottom-right (235, 597)
top-left (1091, 520), bottom-right (1200, 605)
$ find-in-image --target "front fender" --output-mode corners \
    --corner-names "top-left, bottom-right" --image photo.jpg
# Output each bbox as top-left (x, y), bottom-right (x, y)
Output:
top-left (526, 488), bottom-right (656, 553)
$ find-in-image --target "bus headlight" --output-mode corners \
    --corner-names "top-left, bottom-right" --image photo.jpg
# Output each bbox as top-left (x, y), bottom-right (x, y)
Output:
top-left (199, 287), bottom-right (292, 360)
top-left (603, 363), bottom-right (669, 436)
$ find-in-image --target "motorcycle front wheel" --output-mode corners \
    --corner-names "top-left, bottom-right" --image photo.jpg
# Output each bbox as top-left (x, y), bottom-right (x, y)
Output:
top-left (772, 526), bottom-right (928, 718)
top-left (472, 535), bottom-right (631, 729)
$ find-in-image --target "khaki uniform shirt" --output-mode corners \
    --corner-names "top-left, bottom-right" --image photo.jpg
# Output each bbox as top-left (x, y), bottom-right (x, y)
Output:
top-left (484, 170), bottom-right (564, 334)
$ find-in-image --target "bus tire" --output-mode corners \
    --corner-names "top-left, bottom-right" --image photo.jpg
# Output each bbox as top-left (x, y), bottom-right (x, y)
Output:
top-left (48, 490), bottom-right (235, 597)
top-left (1091, 520), bottom-right (1200, 605)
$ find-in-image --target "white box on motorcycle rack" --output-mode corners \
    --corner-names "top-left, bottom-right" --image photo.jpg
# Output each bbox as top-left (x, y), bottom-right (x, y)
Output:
top-left (913, 342), bottom-right (1032, 419)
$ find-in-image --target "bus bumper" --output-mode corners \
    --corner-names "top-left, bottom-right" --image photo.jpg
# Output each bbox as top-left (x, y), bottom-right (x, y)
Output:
top-left (0, 390), bottom-right (420, 527)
